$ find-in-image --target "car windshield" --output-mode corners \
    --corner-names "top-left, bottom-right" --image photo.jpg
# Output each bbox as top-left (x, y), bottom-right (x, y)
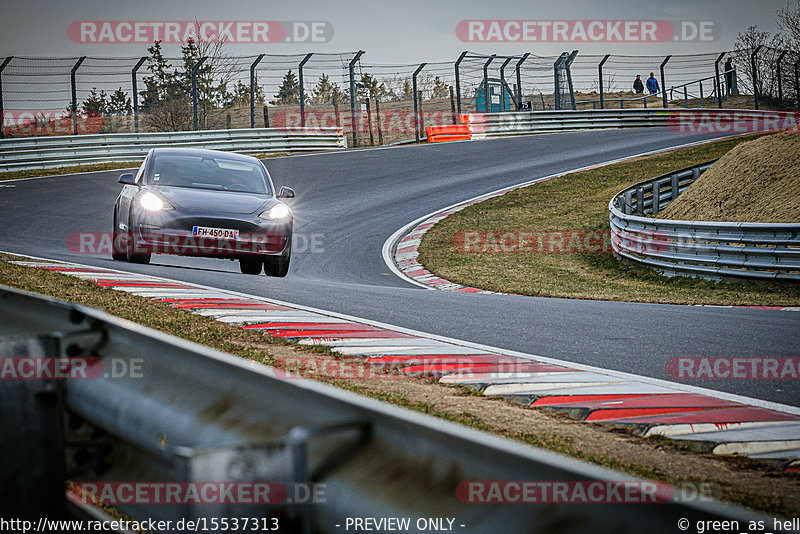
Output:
top-left (147, 154), bottom-right (271, 195)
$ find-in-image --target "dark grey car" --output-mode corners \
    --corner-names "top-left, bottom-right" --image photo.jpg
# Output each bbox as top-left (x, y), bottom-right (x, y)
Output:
top-left (112, 148), bottom-right (294, 277)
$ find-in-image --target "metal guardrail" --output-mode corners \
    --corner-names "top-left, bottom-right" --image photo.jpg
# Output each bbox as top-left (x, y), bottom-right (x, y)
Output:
top-left (0, 284), bottom-right (762, 531)
top-left (0, 127), bottom-right (347, 172)
top-left (609, 161), bottom-right (800, 281)
top-left (462, 108), bottom-right (779, 138)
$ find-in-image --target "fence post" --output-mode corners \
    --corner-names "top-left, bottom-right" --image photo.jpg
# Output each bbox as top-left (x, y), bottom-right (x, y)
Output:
top-left (751, 45), bottom-right (763, 110)
top-left (349, 50), bottom-right (364, 147)
top-left (375, 96), bottom-right (383, 145)
top-left (263, 106), bottom-right (270, 128)
top-left (365, 97), bottom-right (374, 146)
top-left (660, 55), bottom-right (671, 109)
top-left (449, 85), bottom-right (457, 124)
top-left (129, 57), bottom-right (147, 134)
top-left (714, 52), bottom-right (725, 108)
top-left (565, 50), bottom-right (578, 111)
top-left (70, 56), bottom-right (86, 135)
top-left (417, 90), bottom-right (425, 140)
top-left (553, 53), bottom-right (567, 110)
top-left (483, 55), bottom-right (496, 113)
top-left (684, 86), bottom-right (688, 108)
top-left (298, 53), bottom-right (313, 127)
top-left (795, 58), bottom-right (800, 110)
top-left (598, 54), bottom-right (610, 109)
top-left (499, 57), bottom-right (512, 112)
top-left (191, 56), bottom-right (208, 131)
top-left (699, 80), bottom-right (704, 106)
top-left (412, 63), bottom-right (426, 142)
top-left (454, 51), bottom-right (467, 115)
top-left (515, 52), bottom-right (529, 107)
top-left (0, 56), bottom-right (13, 139)
top-left (777, 50), bottom-right (787, 107)
top-left (249, 54), bottom-right (265, 129)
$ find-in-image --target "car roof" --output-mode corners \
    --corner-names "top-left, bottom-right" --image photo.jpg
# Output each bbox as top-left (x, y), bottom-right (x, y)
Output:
top-left (150, 148), bottom-right (261, 164)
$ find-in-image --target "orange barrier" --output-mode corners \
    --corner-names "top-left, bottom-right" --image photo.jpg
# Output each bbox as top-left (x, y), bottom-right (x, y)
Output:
top-left (425, 123), bottom-right (471, 143)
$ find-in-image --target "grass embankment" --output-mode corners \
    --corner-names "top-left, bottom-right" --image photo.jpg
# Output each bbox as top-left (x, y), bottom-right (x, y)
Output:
top-left (658, 131), bottom-right (800, 222)
top-left (417, 132), bottom-right (800, 305)
top-left (0, 253), bottom-right (798, 516)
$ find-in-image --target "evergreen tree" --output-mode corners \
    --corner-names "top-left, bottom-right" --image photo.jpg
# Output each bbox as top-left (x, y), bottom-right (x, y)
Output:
top-left (431, 77), bottom-right (450, 99)
top-left (82, 88), bottom-right (108, 115)
top-left (311, 74), bottom-right (335, 104)
top-left (107, 87), bottom-right (133, 116)
top-left (272, 69), bottom-right (300, 104)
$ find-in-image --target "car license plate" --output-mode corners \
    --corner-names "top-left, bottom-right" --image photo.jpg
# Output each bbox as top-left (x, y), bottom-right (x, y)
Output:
top-left (192, 226), bottom-right (239, 240)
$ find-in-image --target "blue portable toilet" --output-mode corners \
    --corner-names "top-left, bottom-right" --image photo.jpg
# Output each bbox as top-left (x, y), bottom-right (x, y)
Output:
top-left (474, 78), bottom-right (513, 112)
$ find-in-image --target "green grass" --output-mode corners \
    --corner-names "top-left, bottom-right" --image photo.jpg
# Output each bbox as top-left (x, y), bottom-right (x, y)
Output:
top-left (418, 133), bottom-right (800, 306)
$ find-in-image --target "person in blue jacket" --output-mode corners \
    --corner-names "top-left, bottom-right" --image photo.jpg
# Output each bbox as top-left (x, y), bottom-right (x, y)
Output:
top-left (646, 72), bottom-right (660, 95)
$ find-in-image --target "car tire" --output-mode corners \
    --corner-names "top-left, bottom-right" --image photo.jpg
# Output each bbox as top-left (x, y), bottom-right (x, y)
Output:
top-left (111, 209), bottom-right (126, 261)
top-left (239, 258), bottom-right (263, 275)
top-left (264, 238), bottom-right (291, 278)
top-left (126, 212), bottom-right (151, 264)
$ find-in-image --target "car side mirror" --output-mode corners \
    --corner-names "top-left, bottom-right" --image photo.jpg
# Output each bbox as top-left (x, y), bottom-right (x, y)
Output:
top-left (277, 186), bottom-right (295, 199)
top-left (118, 173), bottom-right (136, 185)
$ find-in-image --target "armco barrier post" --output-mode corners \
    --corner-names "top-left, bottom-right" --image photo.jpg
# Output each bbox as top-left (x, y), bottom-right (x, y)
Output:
top-left (777, 50), bottom-right (787, 107)
top-left (70, 56), bottom-right (86, 135)
top-left (751, 45), bottom-right (762, 110)
top-left (714, 52), bottom-right (725, 108)
top-left (349, 50), bottom-right (364, 147)
top-left (483, 55), bottom-right (496, 113)
top-left (132, 56), bottom-right (147, 133)
top-left (515, 52), bottom-right (529, 107)
top-left (250, 54), bottom-right (265, 128)
top-left (454, 51), bottom-right (467, 115)
top-left (660, 55), bottom-right (671, 109)
top-left (0, 56), bottom-right (13, 139)
top-left (412, 63), bottom-right (426, 142)
top-left (0, 335), bottom-right (67, 519)
top-left (191, 56), bottom-right (208, 131)
top-left (299, 53), bottom-right (313, 127)
top-left (598, 54), bottom-right (610, 109)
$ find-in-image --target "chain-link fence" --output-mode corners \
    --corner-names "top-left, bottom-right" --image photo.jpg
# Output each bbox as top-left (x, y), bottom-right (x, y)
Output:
top-left (1, 46), bottom-right (797, 144)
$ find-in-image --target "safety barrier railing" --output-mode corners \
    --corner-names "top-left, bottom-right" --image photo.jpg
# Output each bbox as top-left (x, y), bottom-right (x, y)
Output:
top-left (609, 161), bottom-right (800, 281)
top-left (425, 108), bottom-right (788, 142)
top-left (0, 127), bottom-right (346, 172)
top-left (0, 284), bottom-right (762, 529)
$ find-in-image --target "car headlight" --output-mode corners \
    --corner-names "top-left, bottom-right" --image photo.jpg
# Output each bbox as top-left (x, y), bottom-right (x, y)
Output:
top-left (259, 203), bottom-right (291, 220)
top-left (139, 192), bottom-right (171, 211)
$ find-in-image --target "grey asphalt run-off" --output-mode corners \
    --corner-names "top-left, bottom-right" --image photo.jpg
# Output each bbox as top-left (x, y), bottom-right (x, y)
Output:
top-left (1, 127), bottom-right (797, 405)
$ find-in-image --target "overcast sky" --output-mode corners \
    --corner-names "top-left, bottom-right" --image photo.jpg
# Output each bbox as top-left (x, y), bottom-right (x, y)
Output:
top-left (0, 0), bottom-right (785, 62)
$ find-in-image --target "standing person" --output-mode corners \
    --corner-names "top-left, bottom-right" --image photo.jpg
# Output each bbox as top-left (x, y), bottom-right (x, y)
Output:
top-left (646, 72), bottom-right (660, 95)
top-left (724, 57), bottom-right (735, 96)
top-left (633, 75), bottom-right (644, 94)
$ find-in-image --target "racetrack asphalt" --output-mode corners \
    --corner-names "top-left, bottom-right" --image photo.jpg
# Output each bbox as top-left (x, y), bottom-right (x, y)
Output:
top-left (1, 127), bottom-right (797, 405)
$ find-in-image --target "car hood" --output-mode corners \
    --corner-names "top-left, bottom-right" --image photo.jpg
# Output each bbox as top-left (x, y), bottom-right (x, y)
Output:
top-left (154, 186), bottom-right (271, 214)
